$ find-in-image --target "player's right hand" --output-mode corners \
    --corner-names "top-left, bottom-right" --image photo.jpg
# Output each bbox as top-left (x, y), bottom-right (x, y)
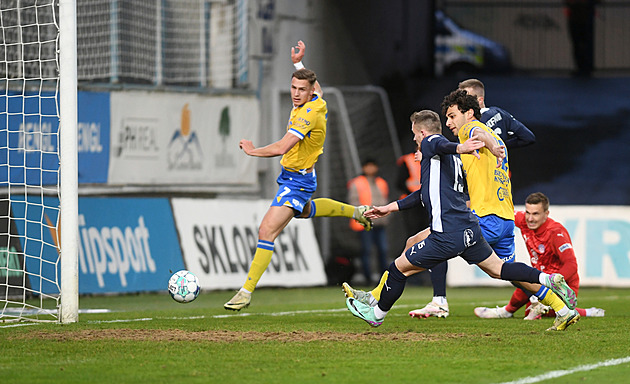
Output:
top-left (291, 40), bottom-right (305, 64)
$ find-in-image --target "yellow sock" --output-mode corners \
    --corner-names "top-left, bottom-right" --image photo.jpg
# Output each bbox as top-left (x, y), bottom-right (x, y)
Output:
top-left (539, 289), bottom-right (567, 313)
top-left (243, 240), bottom-right (274, 292)
top-left (312, 198), bottom-right (355, 218)
top-left (369, 271), bottom-right (389, 302)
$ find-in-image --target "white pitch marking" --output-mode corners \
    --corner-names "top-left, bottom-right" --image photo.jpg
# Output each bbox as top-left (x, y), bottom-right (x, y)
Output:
top-left (496, 356), bottom-right (630, 384)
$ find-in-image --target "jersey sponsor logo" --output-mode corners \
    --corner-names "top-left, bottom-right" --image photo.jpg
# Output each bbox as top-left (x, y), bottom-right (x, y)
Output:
top-left (494, 169), bottom-right (510, 186)
top-left (559, 243), bottom-right (573, 252)
top-left (496, 186), bottom-right (510, 201)
top-left (485, 112), bottom-right (502, 128)
top-left (296, 117), bottom-right (311, 126)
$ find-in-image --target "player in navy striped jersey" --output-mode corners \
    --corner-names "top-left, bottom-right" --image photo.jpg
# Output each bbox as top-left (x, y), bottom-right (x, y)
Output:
top-left (458, 79), bottom-right (535, 150)
top-left (344, 110), bottom-right (578, 330)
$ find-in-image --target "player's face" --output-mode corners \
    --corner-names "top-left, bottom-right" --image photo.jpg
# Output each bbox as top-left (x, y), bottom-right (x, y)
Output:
top-left (445, 105), bottom-right (467, 136)
top-left (291, 77), bottom-right (314, 106)
top-left (411, 122), bottom-right (423, 146)
top-left (524, 203), bottom-right (549, 230)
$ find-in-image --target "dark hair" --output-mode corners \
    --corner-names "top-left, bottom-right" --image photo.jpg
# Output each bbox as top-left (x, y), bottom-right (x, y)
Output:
top-left (362, 157), bottom-right (378, 166)
top-left (525, 192), bottom-right (550, 211)
top-left (441, 89), bottom-right (481, 120)
top-left (292, 69), bottom-right (317, 86)
top-left (410, 110), bottom-right (441, 134)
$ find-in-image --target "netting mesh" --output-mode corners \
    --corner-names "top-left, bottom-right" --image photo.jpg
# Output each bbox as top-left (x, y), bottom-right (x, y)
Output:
top-left (75, 0), bottom-right (246, 88)
top-left (1, 0), bottom-right (61, 322)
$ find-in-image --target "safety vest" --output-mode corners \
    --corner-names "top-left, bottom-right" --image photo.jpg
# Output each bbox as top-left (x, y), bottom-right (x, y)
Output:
top-left (348, 175), bottom-right (389, 231)
top-left (397, 153), bottom-right (421, 198)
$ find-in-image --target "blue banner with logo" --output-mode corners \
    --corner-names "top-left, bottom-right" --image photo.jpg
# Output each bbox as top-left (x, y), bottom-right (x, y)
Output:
top-left (0, 90), bottom-right (109, 186)
top-left (77, 91), bottom-right (110, 183)
top-left (12, 196), bottom-right (185, 294)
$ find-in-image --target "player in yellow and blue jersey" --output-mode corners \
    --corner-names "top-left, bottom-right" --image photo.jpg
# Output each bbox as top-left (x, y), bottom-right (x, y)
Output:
top-left (224, 41), bottom-right (372, 311)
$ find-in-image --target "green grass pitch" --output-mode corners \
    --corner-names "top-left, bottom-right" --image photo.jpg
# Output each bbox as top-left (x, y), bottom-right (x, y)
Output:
top-left (2, 286), bottom-right (629, 383)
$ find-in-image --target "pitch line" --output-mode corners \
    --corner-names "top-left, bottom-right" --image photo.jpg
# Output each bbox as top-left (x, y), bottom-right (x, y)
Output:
top-left (496, 356), bottom-right (630, 384)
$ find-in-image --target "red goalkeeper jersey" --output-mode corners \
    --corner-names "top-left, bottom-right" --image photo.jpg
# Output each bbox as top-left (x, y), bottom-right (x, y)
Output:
top-left (515, 211), bottom-right (579, 288)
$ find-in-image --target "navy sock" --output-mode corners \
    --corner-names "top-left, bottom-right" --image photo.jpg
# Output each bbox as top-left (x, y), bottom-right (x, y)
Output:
top-left (429, 261), bottom-right (448, 297)
top-left (377, 262), bottom-right (407, 312)
top-left (500, 262), bottom-right (540, 284)
top-left (510, 281), bottom-right (533, 298)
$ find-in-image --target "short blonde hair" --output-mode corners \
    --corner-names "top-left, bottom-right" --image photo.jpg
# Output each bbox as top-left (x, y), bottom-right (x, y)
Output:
top-left (458, 78), bottom-right (485, 98)
top-left (410, 110), bottom-right (441, 134)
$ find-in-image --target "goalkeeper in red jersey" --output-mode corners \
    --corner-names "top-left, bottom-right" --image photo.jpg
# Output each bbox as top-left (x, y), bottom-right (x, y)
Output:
top-left (474, 192), bottom-right (605, 319)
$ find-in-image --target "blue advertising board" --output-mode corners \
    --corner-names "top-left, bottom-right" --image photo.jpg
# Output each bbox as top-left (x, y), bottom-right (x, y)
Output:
top-left (0, 90), bottom-right (110, 185)
top-left (11, 196), bottom-right (185, 294)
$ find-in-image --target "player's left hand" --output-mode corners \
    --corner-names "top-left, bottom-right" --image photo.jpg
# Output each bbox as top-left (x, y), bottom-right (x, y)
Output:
top-left (490, 144), bottom-right (506, 168)
top-left (239, 139), bottom-right (255, 155)
top-left (459, 136), bottom-right (484, 159)
top-left (291, 40), bottom-right (305, 64)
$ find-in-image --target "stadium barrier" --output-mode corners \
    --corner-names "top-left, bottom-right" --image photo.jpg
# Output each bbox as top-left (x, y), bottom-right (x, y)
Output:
top-left (449, 206), bottom-right (630, 288)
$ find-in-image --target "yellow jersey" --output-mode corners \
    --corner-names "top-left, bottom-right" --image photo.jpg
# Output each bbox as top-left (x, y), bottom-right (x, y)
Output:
top-left (458, 120), bottom-right (514, 220)
top-left (280, 93), bottom-right (327, 171)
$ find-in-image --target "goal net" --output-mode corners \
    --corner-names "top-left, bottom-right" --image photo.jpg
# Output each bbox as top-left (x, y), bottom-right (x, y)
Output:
top-left (1, 0), bottom-right (77, 323)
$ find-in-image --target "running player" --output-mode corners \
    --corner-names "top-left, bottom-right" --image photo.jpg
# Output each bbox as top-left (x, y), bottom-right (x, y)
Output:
top-left (224, 41), bottom-right (371, 311)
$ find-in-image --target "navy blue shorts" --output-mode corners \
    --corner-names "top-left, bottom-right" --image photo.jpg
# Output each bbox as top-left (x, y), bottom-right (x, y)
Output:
top-left (405, 224), bottom-right (493, 270)
top-left (270, 168), bottom-right (317, 214)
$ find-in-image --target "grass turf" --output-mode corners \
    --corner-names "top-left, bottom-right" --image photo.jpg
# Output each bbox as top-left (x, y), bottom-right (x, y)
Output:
top-left (2, 286), bottom-right (629, 383)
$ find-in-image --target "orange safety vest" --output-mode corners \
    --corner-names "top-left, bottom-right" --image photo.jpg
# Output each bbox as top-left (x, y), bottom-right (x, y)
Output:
top-left (348, 175), bottom-right (389, 231)
top-left (397, 153), bottom-right (421, 198)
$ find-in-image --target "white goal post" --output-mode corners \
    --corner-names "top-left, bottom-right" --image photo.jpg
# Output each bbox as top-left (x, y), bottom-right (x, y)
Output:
top-left (0, 0), bottom-right (78, 323)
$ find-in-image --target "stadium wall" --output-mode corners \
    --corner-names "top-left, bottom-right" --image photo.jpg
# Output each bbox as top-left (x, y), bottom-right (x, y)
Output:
top-left (8, 195), bottom-right (630, 295)
top-left (449, 206), bottom-right (630, 288)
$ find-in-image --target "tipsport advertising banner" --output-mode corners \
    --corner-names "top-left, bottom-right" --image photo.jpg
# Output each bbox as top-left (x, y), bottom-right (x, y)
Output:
top-left (108, 90), bottom-right (259, 185)
top-left (447, 206), bottom-right (630, 288)
top-left (171, 198), bottom-right (327, 290)
top-left (0, 91), bottom-right (110, 186)
top-left (11, 196), bottom-right (185, 294)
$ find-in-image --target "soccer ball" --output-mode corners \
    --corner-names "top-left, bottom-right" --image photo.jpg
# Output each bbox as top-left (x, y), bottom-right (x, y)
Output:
top-left (168, 270), bottom-right (200, 303)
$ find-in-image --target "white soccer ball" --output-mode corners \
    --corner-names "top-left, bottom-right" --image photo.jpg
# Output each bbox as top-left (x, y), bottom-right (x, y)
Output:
top-left (168, 270), bottom-right (200, 303)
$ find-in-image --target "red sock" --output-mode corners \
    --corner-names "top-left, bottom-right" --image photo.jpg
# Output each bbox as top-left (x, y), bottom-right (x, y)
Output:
top-left (505, 288), bottom-right (529, 313)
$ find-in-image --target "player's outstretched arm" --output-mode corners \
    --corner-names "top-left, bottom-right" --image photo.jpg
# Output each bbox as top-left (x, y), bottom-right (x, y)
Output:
top-left (470, 130), bottom-right (505, 166)
top-left (291, 40), bottom-right (323, 96)
top-left (239, 132), bottom-right (300, 157)
top-left (457, 137), bottom-right (485, 159)
top-left (365, 201), bottom-right (399, 219)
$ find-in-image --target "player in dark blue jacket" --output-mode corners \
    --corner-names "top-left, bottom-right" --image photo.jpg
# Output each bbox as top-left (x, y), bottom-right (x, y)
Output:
top-left (344, 110), bottom-right (578, 330)
top-left (459, 78), bottom-right (535, 149)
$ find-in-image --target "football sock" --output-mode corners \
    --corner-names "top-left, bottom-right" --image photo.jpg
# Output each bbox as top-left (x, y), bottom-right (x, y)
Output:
top-left (369, 271), bottom-right (389, 302)
top-left (538, 272), bottom-right (550, 286)
top-left (311, 198), bottom-right (355, 218)
top-left (536, 286), bottom-right (569, 316)
top-left (429, 261), bottom-right (448, 297)
top-left (577, 308), bottom-right (587, 317)
top-left (499, 262), bottom-right (541, 283)
top-left (433, 296), bottom-right (448, 307)
top-left (243, 240), bottom-right (274, 292)
top-left (377, 263), bottom-right (407, 312)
